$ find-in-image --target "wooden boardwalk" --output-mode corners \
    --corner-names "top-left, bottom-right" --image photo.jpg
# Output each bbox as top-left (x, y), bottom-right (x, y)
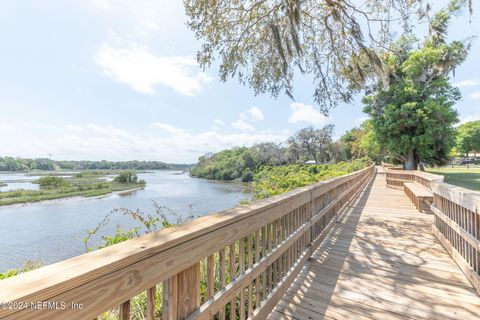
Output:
top-left (271, 173), bottom-right (480, 320)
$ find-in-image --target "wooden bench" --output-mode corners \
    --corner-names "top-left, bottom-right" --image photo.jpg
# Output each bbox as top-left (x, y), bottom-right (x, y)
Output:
top-left (404, 182), bottom-right (433, 212)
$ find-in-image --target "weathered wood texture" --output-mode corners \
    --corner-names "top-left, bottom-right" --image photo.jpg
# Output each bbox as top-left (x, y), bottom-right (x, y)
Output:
top-left (432, 182), bottom-right (480, 295)
top-left (271, 174), bottom-right (480, 320)
top-left (403, 182), bottom-right (433, 212)
top-left (385, 169), bottom-right (444, 189)
top-left (384, 168), bottom-right (479, 296)
top-left (0, 166), bottom-right (374, 320)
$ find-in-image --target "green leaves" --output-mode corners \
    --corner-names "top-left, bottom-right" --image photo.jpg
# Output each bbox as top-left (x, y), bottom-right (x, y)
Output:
top-left (252, 159), bottom-right (370, 199)
top-left (183, 0), bottom-right (426, 112)
top-left (456, 121), bottom-right (480, 155)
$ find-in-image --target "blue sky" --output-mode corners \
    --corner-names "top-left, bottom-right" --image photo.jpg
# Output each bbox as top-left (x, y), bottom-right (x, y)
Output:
top-left (0, 1), bottom-right (479, 163)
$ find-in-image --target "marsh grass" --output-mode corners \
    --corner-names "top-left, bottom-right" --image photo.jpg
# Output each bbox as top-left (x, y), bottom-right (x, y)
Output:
top-left (0, 172), bottom-right (145, 206)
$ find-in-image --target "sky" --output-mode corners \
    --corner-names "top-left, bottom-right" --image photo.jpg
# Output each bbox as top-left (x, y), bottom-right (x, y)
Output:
top-left (0, 1), bottom-right (479, 163)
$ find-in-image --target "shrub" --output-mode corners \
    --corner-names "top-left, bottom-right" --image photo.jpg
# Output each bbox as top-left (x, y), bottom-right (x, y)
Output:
top-left (114, 171), bottom-right (138, 183)
top-left (34, 176), bottom-right (70, 188)
top-left (241, 168), bottom-right (254, 182)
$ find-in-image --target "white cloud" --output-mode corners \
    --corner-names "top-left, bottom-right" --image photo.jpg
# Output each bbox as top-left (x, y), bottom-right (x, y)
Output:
top-left (246, 107), bottom-right (264, 122)
top-left (0, 123), bottom-right (288, 163)
top-left (469, 91), bottom-right (480, 99)
top-left (453, 79), bottom-right (480, 88)
top-left (96, 44), bottom-right (211, 96)
top-left (232, 120), bottom-right (255, 132)
top-left (288, 102), bottom-right (331, 126)
top-left (151, 122), bottom-right (187, 135)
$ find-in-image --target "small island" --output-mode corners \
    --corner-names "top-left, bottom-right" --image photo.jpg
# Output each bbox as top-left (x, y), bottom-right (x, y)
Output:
top-left (0, 170), bottom-right (145, 206)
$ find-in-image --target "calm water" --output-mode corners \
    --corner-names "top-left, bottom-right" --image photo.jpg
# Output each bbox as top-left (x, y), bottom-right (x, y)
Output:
top-left (0, 171), bottom-right (252, 272)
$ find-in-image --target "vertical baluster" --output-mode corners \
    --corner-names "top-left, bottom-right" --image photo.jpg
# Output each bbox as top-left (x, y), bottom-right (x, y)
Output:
top-left (272, 220), bottom-right (278, 287)
top-left (229, 243), bottom-right (236, 320)
top-left (266, 223), bottom-right (271, 295)
top-left (255, 229), bottom-right (260, 309)
top-left (261, 226), bottom-right (267, 300)
top-left (146, 286), bottom-right (156, 320)
top-left (247, 234), bottom-right (253, 316)
top-left (176, 263), bottom-right (200, 319)
top-left (163, 275), bottom-right (178, 320)
top-left (207, 254), bottom-right (215, 300)
top-left (119, 300), bottom-right (130, 320)
top-left (219, 248), bottom-right (226, 320)
top-left (239, 237), bottom-right (245, 320)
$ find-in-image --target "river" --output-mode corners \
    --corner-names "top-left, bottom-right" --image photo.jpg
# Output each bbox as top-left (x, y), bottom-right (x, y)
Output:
top-left (0, 171), bottom-right (252, 272)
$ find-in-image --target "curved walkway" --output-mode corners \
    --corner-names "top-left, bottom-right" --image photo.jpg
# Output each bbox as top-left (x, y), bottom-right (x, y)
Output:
top-left (270, 173), bottom-right (480, 319)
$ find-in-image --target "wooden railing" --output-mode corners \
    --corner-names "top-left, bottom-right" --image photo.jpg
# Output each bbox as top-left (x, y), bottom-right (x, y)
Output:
top-left (0, 165), bottom-right (375, 320)
top-left (431, 183), bottom-right (480, 294)
top-left (385, 169), bottom-right (444, 189)
top-left (383, 169), bottom-right (479, 294)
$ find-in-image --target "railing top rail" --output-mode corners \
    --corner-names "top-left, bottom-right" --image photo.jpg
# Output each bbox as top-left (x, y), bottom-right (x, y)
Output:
top-left (431, 181), bottom-right (480, 213)
top-left (0, 165), bottom-right (374, 312)
top-left (385, 169), bottom-right (444, 182)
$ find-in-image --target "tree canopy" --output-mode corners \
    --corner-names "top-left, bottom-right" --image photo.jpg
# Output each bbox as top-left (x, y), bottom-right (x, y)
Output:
top-left (191, 125), bottom-right (339, 181)
top-left (183, 0), bottom-right (438, 113)
top-left (362, 1), bottom-right (470, 169)
top-left (456, 121), bottom-right (480, 156)
top-left (340, 120), bottom-right (383, 162)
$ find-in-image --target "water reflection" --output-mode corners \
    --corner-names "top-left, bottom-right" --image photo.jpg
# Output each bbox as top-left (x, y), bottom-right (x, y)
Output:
top-left (0, 171), bottom-right (252, 271)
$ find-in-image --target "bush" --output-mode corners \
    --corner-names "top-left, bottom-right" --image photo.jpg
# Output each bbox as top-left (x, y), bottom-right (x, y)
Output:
top-left (114, 171), bottom-right (138, 183)
top-left (253, 158), bottom-right (371, 199)
top-left (34, 176), bottom-right (70, 188)
top-left (241, 168), bottom-right (254, 182)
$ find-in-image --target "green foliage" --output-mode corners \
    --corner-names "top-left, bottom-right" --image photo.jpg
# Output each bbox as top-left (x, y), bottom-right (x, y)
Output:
top-left (287, 126), bottom-right (335, 163)
top-left (34, 176), bottom-right (70, 188)
top-left (114, 171), bottom-right (138, 184)
top-left (241, 168), bottom-right (254, 182)
top-left (362, 2), bottom-right (469, 169)
top-left (455, 121), bottom-right (480, 155)
top-left (0, 172), bottom-right (146, 206)
top-left (341, 121), bottom-right (383, 162)
top-left (191, 126), bottom-right (338, 181)
top-left (0, 157), bottom-right (54, 171)
top-left (0, 260), bottom-right (42, 280)
top-left (190, 147), bottom-right (254, 180)
top-left (252, 159), bottom-right (371, 199)
top-left (0, 157), bottom-right (192, 172)
top-left (183, 0), bottom-right (429, 112)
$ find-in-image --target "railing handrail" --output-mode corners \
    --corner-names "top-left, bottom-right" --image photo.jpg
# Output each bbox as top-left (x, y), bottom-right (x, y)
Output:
top-left (385, 169), bottom-right (444, 182)
top-left (0, 165), bottom-right (375, 320)
top-left (431, 181), bottom-right (480, 213)
top-left (383, 168), bottom-right (480, 295)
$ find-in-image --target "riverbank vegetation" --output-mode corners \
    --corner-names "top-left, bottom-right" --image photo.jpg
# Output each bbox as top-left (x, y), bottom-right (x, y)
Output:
top-left (191, 126), bottom-right (345, 181)
top-left (0, 171), bottom-right (145, 206)
top-left (253, 159), bottom-right (371, 199)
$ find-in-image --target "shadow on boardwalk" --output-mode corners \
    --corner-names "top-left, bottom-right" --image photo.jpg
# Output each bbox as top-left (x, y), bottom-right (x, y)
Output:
top-left (271, 174), bottom-right (480, 320)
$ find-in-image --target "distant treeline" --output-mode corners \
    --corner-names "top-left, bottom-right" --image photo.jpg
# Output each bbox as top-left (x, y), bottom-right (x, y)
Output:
top-left (0, 156), bottom-right (193, 172)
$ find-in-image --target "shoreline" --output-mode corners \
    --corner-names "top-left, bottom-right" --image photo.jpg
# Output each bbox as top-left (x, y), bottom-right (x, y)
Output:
top-left (0, 187), bottom-right (144, 208)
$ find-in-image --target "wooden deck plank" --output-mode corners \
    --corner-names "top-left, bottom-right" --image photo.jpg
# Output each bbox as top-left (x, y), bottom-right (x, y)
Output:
top-left (271, 173), bottom-right (480, 319)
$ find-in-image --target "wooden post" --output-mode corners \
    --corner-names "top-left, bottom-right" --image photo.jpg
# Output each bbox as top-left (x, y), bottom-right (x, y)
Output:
top-left (119, 300), bottom-right (130, 320)
top-left (176, 263), bottom-right (201, 319)
top-left (163, 263), bottom-right (200, 320)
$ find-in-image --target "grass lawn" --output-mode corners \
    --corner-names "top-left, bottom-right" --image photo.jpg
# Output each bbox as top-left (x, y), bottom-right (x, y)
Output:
top-left (426, 167), bottom-right (480, 191)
